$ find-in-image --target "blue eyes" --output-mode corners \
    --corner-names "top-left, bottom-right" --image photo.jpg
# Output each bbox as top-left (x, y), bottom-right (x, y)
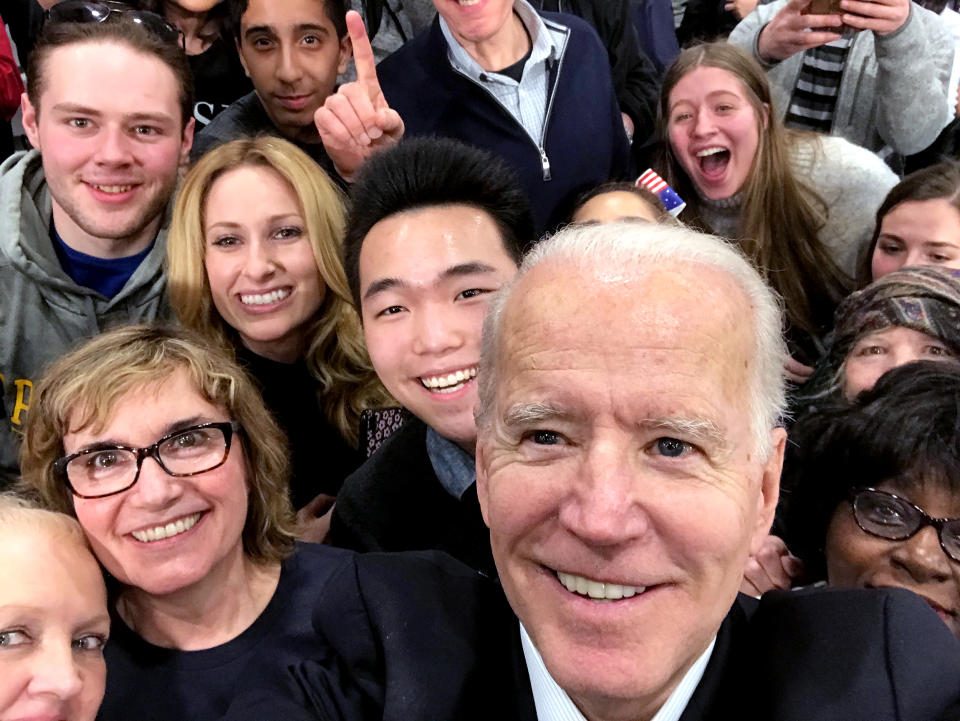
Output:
top-left (656, 437), bottom-right (689, 457)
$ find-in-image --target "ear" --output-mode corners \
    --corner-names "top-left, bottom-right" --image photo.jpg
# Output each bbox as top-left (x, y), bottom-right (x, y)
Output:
top-left (21, 92), bottom-right (41, 151)
top-left (750, 426), bottom-right (785, 554)
top-left (236, 38), bottom-right (251, 78)
top-left (759, 102), bottom-right (770, 130)
top-left (179, 117), bottom-right (196, 167)
top-left (337, 33), bottom-right (353, 76)
top-left (475, 435), bottom-right (492, 529)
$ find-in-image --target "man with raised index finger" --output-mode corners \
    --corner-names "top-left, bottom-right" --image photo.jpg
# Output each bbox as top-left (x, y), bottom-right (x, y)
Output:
top-left (191, 0), bottom-right (353, 175)
top-left (728, 0), bottom-right (952, 159)
top-left (316, 2), bottom-right (631, 235)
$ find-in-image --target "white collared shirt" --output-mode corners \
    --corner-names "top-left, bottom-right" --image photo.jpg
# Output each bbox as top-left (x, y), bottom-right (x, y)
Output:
top-left (520, 623), bottom-right (716, 721)
top-left (438, 0), bottom-right (567, 145)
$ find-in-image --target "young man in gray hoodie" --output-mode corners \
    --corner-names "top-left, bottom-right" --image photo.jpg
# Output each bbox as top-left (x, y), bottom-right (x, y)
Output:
top-left (0, 8), bottom-right (195, 485)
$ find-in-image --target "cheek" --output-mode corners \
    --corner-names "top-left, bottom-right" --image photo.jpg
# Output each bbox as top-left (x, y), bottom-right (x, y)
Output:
top-left (204, 255), bottom-right (237, 304)
top-left (871, 249), bottom-right (900, 280)
top-left (842, 357), bottom-right (881, 399)
top-left (824, 506), bottom-right (878, 587)
top-left (363, 325), bottom-right (404, 388)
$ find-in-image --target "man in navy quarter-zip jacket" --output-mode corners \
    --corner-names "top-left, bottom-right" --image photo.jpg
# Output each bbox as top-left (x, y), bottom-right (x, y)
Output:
top-left (315, 0), bottom-right (631, 236)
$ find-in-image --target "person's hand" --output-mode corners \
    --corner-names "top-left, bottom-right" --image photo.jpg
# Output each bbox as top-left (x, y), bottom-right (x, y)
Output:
top-left (297, 493), bottom-right (337, 544)
top-left (315, 10), bottom-right (404, 182)
top-left (784, 356), bottom-right (815, 384)
top-left (756, 0), bottom-right (843, 62)
top-left (740, 534), bottom-right (804, 597)
top-left (840, 0), bottom-right (909, 35)
top-left (725, 0), bottom-right (760, 20)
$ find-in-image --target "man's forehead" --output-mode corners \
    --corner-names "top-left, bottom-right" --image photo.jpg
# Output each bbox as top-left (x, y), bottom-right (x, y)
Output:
top-left (241, 0), bottom-right (334, 31)
top-left (38, 41), bottom-right (180, 112)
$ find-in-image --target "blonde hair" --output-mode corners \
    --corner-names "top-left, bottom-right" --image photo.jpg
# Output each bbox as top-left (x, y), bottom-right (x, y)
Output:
top-left (0, 492), bottom-right (89, 547)
top-left (18, 324), bottom-right (298, 565)
top-left (167, 137), bottom-right (388, 446)
top-left (659, 42), bottom-right (852, 342)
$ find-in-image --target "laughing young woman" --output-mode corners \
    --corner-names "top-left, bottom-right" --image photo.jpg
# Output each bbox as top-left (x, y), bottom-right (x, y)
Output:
top-left (660, 42), bottom-right (898, 378)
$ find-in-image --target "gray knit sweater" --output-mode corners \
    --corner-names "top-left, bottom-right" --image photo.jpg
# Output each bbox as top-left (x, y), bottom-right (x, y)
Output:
top-left (697, 134), bottom-right (897, 277)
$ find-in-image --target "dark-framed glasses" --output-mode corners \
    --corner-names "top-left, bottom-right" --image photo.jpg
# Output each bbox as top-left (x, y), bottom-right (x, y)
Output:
top-left (54, 421), bottom-right (241, 499)
top-left (850, 487), bottom-right (960, 563)
top-left (46, 1), bottom-right (182, 45)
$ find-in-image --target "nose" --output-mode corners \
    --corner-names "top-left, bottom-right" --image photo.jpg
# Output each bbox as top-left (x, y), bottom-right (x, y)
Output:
top-left (27, 640), bottom-right (84, 701)
top-left (692, 109), bottom-right (716, 138)
top-left (94, 125), bottom-right (134, 166)
top-left (410, 302), bottom-right (464, 356)
top-left (558, 437), bottom-right (648, 547)
top-left (127, 454), bottom-right (182, 510)
top-left (891, 526), bottom-right (952, 584)
top-left (276, 43), bottom-right (303, 85)
top-left (902, 248), bottom-right (926, 270)
top-left (241, 239), bottom-right (277, 282)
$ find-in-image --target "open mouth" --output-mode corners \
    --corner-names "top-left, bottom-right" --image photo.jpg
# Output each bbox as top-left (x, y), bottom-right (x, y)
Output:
top-left (556, 570), bottom-right (646, 602)
top-left (131, 512), bottom-right (203, 543)
top-left (240, 288), bottom-right (292, 306)
top-left (457, 0), bottom-right (482, 5)
top-left (696, 147), bottom-right (730, 179)
top-left (419, 366), bottom-right (477, 394)
top-left (93, 183), bottom-right (135, 194)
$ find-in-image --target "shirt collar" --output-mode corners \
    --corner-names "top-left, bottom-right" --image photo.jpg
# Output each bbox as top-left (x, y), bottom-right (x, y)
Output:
top-left (439, 0), bottom-right (557, 82)
top-left (425, 426), bottom-right (476, 499)
top-left (520, 622), bottom-right (716, 721)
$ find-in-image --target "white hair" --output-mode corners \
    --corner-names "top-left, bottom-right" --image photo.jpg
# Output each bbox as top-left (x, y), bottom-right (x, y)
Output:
top-left (476, 221), bottom-right (788, 458)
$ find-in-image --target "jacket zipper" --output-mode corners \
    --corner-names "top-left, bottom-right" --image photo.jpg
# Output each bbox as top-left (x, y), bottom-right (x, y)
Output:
top-left (449, 23), bottom-right (568, 182)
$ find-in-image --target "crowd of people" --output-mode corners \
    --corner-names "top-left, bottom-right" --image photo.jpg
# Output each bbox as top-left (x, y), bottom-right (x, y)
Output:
top-left (1, 0), bottom-right (960, 719)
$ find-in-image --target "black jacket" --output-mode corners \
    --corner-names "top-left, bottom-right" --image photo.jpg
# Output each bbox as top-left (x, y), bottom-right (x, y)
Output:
top-left (329, 418), bottom-right (496, 577)
top-left (242, 553), bottom-right (960, 721)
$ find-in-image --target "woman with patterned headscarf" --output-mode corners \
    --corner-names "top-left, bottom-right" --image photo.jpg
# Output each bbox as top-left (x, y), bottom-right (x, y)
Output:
top-left (798, 266), bottom-right (960, 410)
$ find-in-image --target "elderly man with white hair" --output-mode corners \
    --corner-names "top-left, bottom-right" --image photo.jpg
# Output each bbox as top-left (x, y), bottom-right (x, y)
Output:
top-left (257, 221), bottom-right (960, 721)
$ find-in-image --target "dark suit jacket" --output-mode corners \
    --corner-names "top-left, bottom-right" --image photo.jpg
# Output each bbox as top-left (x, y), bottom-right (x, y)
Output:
top-left (276, 552), bottom-right (960, 721)
top-left (328, 419), bottom-right (496, 577)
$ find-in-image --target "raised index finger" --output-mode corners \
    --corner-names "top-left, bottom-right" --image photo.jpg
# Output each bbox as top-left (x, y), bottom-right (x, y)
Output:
top-left (346, 10), bottom-right (381, 97)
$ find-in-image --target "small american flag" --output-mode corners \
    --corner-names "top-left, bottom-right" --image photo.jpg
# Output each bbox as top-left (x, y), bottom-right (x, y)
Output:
top-left (636, 169), bottom-right (686, 218)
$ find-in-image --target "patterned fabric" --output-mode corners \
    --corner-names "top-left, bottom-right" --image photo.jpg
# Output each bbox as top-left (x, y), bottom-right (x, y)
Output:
top-left (784, 37), bottom-right (853, 133)
top-left (800, 266), bottom-right (960, 404)
top-left (359, 407), bottom-right (411, 458)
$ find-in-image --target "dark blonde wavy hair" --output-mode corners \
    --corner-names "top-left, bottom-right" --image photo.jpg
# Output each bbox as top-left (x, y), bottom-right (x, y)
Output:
top-left (658, 42), bottom-right (852, 348)
top-left (18, 324), bottom-right (298, 565)
top-left (167, 136), bottom-right (388, 446)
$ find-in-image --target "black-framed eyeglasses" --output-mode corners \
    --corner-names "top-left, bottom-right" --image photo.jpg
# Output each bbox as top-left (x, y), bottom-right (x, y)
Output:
top-left (47, 1), bottom-right (182, 46)
top-left (54, 421), bottom-right (241, 499)
top-left (849, 487), bottom-right (960, 563)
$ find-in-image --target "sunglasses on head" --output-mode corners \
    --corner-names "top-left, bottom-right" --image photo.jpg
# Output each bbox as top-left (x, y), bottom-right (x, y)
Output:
top-left (46, 0), bottom-right (183, 46)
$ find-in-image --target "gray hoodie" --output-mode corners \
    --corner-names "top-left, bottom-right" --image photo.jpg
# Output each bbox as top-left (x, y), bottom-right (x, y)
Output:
top-left (0, 150), bottom-right (170, 485)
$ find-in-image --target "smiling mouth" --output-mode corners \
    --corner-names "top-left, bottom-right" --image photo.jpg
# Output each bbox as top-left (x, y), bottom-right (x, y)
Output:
top-left (90, 183), bottom-right (135, 194)
top-left (240, 288), bottom-right (291, 306)
top-left (556, 570), bottom-right (646, 601)
top-left (419, 366), bottom-right (477, 394)
top-left (696, 147), bottom-right (730, 177)
top-left (131, 512), bottom-right (202, 543)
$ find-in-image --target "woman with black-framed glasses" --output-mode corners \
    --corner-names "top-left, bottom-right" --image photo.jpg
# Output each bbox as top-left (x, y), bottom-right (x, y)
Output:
top-left (16, 323), bottom-right (354, 721)
top-left (781, 360), bottom-right (960, 640)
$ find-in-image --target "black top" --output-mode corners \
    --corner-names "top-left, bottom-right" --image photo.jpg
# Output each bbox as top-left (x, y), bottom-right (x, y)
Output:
top-left (329, 418), bottom-right (496, 577)
top-left (236, 345), bottom-right (363, 508)
top-left (188, 35), bottom-right (253, 129)
top-left (98, 543), bottom-right (355, 721)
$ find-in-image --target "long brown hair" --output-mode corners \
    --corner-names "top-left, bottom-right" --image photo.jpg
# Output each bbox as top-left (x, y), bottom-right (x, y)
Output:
top-left (658, 42), bottom-right (852, 349)
top-left (167, 137), bottom-right (389, 446)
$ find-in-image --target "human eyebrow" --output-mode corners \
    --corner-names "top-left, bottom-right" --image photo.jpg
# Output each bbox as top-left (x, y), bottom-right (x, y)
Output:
top-left (363, 277), bottom-right (405, 301)
top-left (439, 262), bottom-right (500, 280)
top-left (501, 402), bottom-right (569, 429)
top-left (126, 112), bottom-right (176, 126)
top-left (296, 23), bottom-right (332, 36)
top-left (50, 103), bottom-right (102, 117)
top-left (640, 417), bottom-right (727, 449)
top-left (243, 25), bottom-right (277, 40)
top-left (161, 416), bottom-right (211, 436)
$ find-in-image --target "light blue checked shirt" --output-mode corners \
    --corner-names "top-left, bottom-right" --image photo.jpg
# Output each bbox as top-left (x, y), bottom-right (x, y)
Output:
top-left (439, 0), bottom-right (568, 148)
top-left (521, 622), bottom-right (716, 721)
